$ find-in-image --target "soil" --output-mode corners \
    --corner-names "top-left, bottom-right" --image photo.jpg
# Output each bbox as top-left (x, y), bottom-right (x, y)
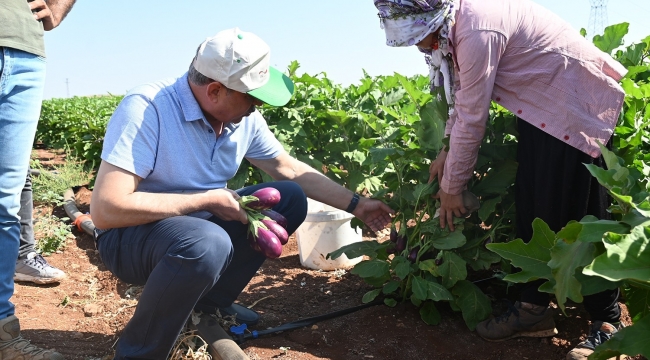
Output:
top-left (12, 149), bottom-right (642, 360)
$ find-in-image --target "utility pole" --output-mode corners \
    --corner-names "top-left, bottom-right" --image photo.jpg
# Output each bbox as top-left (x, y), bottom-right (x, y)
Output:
top-left (588, 0), bottom-right (608, 38)
top-left (66, 78), bottom-right (70, 98)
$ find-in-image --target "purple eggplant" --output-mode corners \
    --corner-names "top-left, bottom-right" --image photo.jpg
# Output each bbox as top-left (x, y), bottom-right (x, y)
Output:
top-left (247, 187), bottom-right (281, 210)
top-left (261, 218), bottom-right (289, 245)
top-left (395, 235), bottom-right (407, 253)
top-left (260, 209), bottom-right (288, 229)
top-left (408, 246), bottom-right (420, 263)
top-left (256, 228), bottom-right (283, 259)
top-left (389, 227), bottom-right (398, 243)
top-left (247, 232), bottom-right (261, 252)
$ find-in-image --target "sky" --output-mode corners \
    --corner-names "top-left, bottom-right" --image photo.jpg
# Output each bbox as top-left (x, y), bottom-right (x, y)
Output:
top-left (41, 0), bottom-right (650, 99)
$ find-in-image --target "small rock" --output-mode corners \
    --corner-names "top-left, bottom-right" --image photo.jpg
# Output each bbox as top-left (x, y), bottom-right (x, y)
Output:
top-left (71, 331), bottom-right (84, 339)
top-left (311, 325), bottom-right (318, 330)
top-left (83, 303), bottom-right (104, 317)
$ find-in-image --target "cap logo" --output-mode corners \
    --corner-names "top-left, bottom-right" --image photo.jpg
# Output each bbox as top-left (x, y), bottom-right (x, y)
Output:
top-left (259, 69), bottom-right (268, 75)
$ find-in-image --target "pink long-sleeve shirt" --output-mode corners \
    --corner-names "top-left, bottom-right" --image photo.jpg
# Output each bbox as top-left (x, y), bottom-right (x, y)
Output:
top-left (440, 0), bottom-right (627, 195)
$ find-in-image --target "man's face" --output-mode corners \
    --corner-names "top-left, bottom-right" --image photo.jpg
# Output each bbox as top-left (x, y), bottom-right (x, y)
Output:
top-left (216, 88), bottom-right (264, 124)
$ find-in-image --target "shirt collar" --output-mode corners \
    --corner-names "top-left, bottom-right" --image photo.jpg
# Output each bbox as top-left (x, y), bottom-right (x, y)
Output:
top-left (174, 72), bottom-right (205, 123)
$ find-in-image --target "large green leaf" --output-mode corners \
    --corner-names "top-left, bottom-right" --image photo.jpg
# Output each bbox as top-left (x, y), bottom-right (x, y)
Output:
top-left (557, 216), bottom-right (630, 244)
top-left (351, 259), bottom-right (391, 279)
top-left (419, 301), bottom-right (441, 325)
top-left (428, 281), bottom-right (454, 302)
top-left (548, 240), bottom-right (597, 312)
top-left (590, 314), bottom-right (650, 360)
top-left (412, 276), bottom-right (430, 301)
top-left (592, 23), bottom-right (629, 54)
top-left (362, 289), bottom-right (381, 303)
top-left (478, 196), bottom-right (502, 222)
top-left (471, 160), bottom-right (518, 195)
top-left (394, 257), bottom-right (412, 280)
top-left (577, 219), bottom-right (630, 243)
top-left (624, 286), bottom-right (650, 323)
top-left (416, 101), bottom-right (446, 151)
top-left (486, 218), bottom-right (555, 283)
top-left (452, 280), bottom-right (492, 331)
top-left (428, 228), bottom-right (467, 250)
top-left (460, 246), bottom-right (502, 271)
top-left (437, 251), bottom-right (467, 288)
top-left (575, 272), bottom-right (620, 296)
top-left (328, 240), bottom-right (382, 260)
top-left (584, 225), bottom-right (650, 282)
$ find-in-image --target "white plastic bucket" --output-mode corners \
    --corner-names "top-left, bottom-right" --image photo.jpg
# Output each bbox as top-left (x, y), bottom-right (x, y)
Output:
top-left (296, 198), bottom-right (363, 270)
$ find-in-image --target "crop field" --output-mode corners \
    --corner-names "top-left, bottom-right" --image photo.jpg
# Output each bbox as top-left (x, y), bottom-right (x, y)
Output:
top-left (13, 24), bottom-right (650, 359)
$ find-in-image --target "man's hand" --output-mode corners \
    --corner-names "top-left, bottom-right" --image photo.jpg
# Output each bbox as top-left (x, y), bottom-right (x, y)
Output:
top-left (206, 189), bottom-right (249, 224)
top-left (29, 0), bottom-right (76, 31)
top-left (434, 189), bottom-right (466, 231)
top-left (428, 149), bottom-right (448, 183)
top-left (352, 198), bottom-right (394, 232)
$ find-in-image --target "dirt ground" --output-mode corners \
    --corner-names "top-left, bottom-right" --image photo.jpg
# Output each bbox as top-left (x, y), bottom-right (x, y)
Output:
top-left (12, 150), bottom-right (641, 360)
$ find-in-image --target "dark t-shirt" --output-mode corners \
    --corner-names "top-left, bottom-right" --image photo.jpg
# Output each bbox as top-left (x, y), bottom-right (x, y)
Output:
top-left (0, 0), bottom-right (45, 57)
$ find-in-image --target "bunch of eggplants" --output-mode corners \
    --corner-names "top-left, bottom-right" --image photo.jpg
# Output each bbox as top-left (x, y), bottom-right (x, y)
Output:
top-left (238, 187), bottom-right (289, 259)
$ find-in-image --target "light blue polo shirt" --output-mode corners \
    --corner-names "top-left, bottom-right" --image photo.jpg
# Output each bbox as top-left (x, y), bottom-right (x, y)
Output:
top-left (101, 73), bottom-right (284, 196)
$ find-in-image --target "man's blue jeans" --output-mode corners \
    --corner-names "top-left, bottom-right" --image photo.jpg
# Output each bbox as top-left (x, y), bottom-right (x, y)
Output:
top-left (0, 47), bottom-right (46, 320)
top-left (97, 181), bottom-right (308, 359)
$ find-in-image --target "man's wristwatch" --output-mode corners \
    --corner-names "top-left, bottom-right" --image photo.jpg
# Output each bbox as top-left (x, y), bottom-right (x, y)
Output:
top-left (346, 193), bottom-right (360, 213)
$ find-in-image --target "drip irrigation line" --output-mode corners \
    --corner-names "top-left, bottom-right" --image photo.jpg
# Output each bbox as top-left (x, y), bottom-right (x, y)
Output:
top-left (230, 299), bottom-right (384, 344)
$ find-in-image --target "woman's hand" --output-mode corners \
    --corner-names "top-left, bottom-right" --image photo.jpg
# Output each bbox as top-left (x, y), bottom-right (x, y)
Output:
top-left (435, 189), bottom-right (466, 231)
top-left (429, 149), bottom-right (448, 183)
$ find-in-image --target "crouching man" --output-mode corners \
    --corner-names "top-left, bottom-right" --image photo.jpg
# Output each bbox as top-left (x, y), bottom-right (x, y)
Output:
top-left (90, 27), bottom-right (394, 359)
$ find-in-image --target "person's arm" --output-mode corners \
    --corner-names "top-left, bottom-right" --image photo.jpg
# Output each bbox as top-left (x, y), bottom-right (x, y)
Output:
top-left (90, 161), bottom-right (248, 229)
top-left (29, 0), bottom-right (76, 31)
top-left (437, 29), bottom-right (507, 230)
top-left (248, 153), bottom-right (394, 232)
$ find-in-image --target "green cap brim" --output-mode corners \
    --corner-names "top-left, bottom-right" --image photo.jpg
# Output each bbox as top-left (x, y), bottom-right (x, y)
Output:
top-left (247, 66), bottom-right (294, 107)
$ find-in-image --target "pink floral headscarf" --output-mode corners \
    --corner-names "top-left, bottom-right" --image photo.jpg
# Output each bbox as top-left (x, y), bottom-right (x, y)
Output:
top-left (374, 0), bottom-right (458, 114)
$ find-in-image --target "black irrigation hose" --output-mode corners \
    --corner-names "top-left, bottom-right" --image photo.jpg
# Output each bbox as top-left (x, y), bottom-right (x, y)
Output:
top-left (230, 299), bottom-right (384, 344)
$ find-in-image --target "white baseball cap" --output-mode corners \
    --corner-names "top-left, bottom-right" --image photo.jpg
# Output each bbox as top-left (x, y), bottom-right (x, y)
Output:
top-left (192, 27), bottom-right (294, 107)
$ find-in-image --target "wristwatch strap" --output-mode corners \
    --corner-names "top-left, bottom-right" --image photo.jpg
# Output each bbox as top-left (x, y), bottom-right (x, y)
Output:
top-left (346, 193), bottom-right (360, 213)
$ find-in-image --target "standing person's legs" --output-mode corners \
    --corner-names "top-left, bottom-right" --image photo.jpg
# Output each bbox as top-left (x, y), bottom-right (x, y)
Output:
top-left (0, 47), bottom-right (65, 359)
top-left (476, 119), bottom-right (618, 342)
top-left (0, 47), bottom-right (46, 320)
top-left (14, 169), bottom-right (66, 284)
top-left (515, 120), bottom-right (619, 322)
top-left (18, 170), bottom-right (35, 258)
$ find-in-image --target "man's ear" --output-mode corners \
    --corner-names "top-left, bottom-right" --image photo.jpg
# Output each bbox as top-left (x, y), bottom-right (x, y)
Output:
top-left (206, 82), bottom-right (224, 103)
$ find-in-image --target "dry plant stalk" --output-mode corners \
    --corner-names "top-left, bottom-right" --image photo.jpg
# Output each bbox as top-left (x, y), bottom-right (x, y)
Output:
top-left (168, 330), bottom-right (211, 360)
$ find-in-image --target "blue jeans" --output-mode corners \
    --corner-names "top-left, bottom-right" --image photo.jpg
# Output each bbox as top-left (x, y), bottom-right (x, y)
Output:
top-left (0, 47), bottom-right (46, 320)
top-left (97, 181), bottom-right (308, 359)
